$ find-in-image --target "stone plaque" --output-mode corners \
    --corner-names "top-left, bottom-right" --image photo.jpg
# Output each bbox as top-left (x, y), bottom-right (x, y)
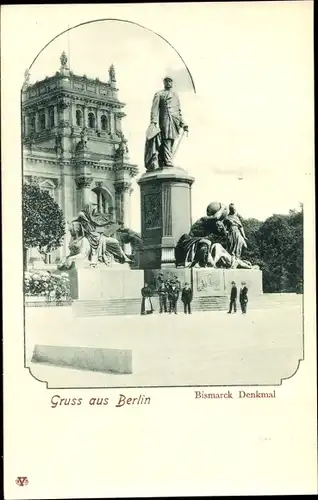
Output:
top-left (143, 192), bottom-right (161, 229)
top-left (195, 269), bottom-right (225, 296)
top-left (87, 85), bottom-right (96, 93)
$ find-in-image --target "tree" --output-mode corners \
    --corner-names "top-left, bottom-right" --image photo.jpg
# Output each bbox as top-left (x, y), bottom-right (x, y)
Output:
top-left (23, 183), bottom-right (65, 269)
top-left (241, 217), bottom-right (262, 265)
top-left (257, 208), bottom-right (303, 293)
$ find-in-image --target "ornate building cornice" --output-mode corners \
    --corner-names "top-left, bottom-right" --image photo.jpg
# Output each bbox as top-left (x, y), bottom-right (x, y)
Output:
top-left (114, 163), bottom-right (139, 178)
top-left (22, 90), bottom-right (125, 111)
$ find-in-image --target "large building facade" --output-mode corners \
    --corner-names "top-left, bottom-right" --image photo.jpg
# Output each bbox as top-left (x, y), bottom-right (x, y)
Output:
top-left (22, 52), bottom-right (138, 264)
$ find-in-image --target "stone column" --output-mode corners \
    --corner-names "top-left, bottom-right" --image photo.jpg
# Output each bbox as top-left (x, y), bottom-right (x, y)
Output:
top-left (71, 103), bottom-right (77, 127)
top-left (45, 108), bottom-right (49, 129)
top-left (54, 105), bottom-right (58, 127)
top-left (114, 181), bottom-right (132, 224)
top-left (109, 111), bottom-right (115, 134)
top-left (24, 115), bottom-right (29, 136)
top-left (96, 108), bottom-right (101, 132)
top-left (75, 175), bottom-right (93, 208)
top-left (115, 112), bottom-right (124, 134)
top-left (115, 181), bottom-right (132, 253)
top-left (62, 170), bottom-right (74, 259)
top-left (83, 107), bottom-right (89, 128)
top-left (35, 111), bottom-right (40, 132)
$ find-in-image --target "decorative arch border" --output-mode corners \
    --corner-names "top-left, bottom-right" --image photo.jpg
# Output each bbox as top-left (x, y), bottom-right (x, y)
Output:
top-left (23, 18), bottom-right (196, 94)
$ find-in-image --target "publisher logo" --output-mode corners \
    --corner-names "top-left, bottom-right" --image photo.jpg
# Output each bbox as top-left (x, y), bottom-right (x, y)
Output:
top-left (16, 477), bottom-right (29, 486)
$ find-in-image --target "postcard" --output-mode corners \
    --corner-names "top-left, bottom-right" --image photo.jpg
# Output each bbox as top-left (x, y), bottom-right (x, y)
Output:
top-left (2, 2), bottom-right (317, 498)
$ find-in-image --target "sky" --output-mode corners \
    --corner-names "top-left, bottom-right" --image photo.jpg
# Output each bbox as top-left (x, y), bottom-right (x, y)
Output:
top-left (23, 4), bottom-right (313, 232)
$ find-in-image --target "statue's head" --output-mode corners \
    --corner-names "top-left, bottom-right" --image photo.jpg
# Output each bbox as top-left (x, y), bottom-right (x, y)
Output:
top-left (163, 77), bottom-right (173, 90)
top-left (229, 203), bottom-right (236, 214)
top-left (216, 220), bottom-right (227, 235)
top-left (206, 201), bottom-right (228, 219)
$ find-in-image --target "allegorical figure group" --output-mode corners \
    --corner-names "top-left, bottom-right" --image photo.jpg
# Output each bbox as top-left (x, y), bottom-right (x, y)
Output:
top-left (140, 275), bottom-right (193, 315)
top-left (228, 281), bottom-right (249, 314)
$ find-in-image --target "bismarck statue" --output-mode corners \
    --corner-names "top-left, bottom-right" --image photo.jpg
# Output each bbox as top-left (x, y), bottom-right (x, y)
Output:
top-left (144, 76), bottom-right (188, 171)
top-left (175, 201), bottom-right (256, 269)
top-left (58, 205), bottom-right (143, 270)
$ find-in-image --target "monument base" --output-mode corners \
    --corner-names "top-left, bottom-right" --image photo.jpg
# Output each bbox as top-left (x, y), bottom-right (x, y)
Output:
top-left (65, 267), bottom-right (144, 301)
top-left (145, 267), bottom-right (263, 297)
top-left (66, 267), bottom-right (262, 317)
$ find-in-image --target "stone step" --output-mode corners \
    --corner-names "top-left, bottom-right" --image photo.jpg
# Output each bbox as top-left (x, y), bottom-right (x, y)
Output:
top-left (72, 294), bottom-right (302, 318)
top-left (73, 296), bottom-right (229, 317)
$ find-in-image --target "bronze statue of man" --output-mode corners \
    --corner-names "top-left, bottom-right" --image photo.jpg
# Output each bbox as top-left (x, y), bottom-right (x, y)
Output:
top-left (144, 76), bottom-right (188, 170)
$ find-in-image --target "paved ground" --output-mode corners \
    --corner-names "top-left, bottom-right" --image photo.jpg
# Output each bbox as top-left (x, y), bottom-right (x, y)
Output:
top-left (25, 304), bottom-right (304, 388)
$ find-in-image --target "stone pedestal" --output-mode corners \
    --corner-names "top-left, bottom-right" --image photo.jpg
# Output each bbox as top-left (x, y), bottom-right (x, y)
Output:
top-left (65, 267), bottom-right (144, 300)
top-left (138, 166), bottom-right (194, 269)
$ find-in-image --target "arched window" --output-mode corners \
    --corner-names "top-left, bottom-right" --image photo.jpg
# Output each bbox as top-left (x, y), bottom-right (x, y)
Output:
top-left (40, 113), bottom-right (46, 131)
top-left (101, 114), bottom-right (108, 131)
top-left (76, 109), bottom-right (83, 127)
top-left (91, 188), bottom-right (112, 215)
top-left (88, 112), bottom-right (95, 129)
top-left (49, 107), bottom-right (55, 127)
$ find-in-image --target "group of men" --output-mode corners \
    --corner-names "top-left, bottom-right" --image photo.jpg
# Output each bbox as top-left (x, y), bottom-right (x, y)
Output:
top-left (141, 277), bottom-right (249, 316)
top-left (157, 279), bottom-right (193, 315)
top-left (228, 281), bottom-right (249, 314)
top-left (140, 276), bottom-right (193, 315)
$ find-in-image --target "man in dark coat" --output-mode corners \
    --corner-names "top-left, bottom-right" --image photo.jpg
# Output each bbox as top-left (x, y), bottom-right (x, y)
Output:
top-left (181, 282), bottom-right (193, 314)
top-left (239, 281), bottom-right (248, 314)
top-left (140, 283), bottom-right (153, 315)
top-left (228, 281), bottom-right (237, 313)
top-left (158, 281), bottom-right (168, 313)
top-left (167, 280), bottom-right (179, 314)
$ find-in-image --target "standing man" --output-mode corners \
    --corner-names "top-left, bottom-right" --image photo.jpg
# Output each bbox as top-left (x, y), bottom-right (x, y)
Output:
top-left (239, 281), bottom-right (248, 314)
top-left (228, 281), bottom-right (237, 314)
top-left (168, 280), bottom-right (180, 314)
top-left (158, 280), bottom-right (168, 314)
top-left (181, 282), bottom-right (193, 314)
top-left (144, 76), bottom-right (189, 170)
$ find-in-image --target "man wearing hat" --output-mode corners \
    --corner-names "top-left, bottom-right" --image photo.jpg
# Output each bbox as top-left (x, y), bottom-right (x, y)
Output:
top-left (144, 76), bottom-right (188, 170)
top-left (239, 281), bottom-right (248, 314)
top-left (158, 279), bottom-right (168, 314)
top-left (167, 278), bottom-right (180, 314)
top-left (228, 281), bottom-right (237, 314)
top-left (181, 282), bottom-right (193, 314)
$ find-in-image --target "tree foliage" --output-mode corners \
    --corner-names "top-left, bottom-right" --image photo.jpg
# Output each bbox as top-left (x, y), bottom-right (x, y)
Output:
top-left (23, 183), bottom-right (65, 255)
top-left (241, 207), bottom-right (303, 293)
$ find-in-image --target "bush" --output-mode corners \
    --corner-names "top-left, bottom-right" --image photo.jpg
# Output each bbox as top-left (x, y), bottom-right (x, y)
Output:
top-left (24, 270), bottom-right (71, 302)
